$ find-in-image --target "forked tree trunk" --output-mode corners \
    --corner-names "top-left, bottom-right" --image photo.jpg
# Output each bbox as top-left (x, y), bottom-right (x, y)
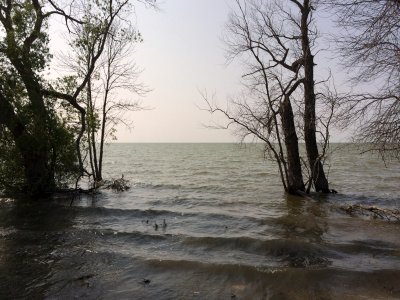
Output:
top-left (281, 96), bottom-right (305, 194)
top-left (301, 0), bottom-right (330, 193)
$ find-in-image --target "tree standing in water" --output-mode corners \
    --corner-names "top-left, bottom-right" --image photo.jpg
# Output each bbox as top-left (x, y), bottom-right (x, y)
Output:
top-left (205, 0), bottom-right (332, 194)
top-left (297, 0), bottom-right (330, 192)
top-left (66, 10), bottom-right (149, 183)
top-left (0, 0), bottom-right (155, 197)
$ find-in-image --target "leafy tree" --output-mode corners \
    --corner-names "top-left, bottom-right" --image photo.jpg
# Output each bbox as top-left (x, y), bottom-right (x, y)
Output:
top-left (0, 0), bottom-right (155, 196)
top-left (0, 0), bottom-right (62, 196)
top-left (64, 9), bottom-right (148, 183)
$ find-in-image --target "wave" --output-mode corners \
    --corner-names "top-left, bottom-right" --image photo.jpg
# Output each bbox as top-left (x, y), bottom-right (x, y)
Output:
top-left (71, 205), bottom-right (268, 227)
top-left (132, 182), bottom-right (182, 190)
top-left (191, 171), bottom-right (211, 175)
top-left (71, 206), bottom-right (197, 219)
top-left (144, 257), bottom-right (279, 276)
top-left (73, 228), bottom-right (172, 245)
top-left (183, 236), bottom-right (331, 256)
top-left (333, 239), bottom-right (400, 256)
top-left (68, 227), bottom-right (332, 268)
top-left (181, 236), bottom-right (334, 268)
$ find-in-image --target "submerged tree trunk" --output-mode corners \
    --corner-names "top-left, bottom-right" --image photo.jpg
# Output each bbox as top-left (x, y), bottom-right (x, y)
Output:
top-left (15, 108), bottom-right (54, 197)
top-left (301, 0), bottom-right (330, 192)
top-left (281, 96), bottom-right (305, 194)
top-left (20, 142), bottom-right (53, 197)
top-left (98, 96), bottom-right (108, 181)
top-left (11, 67), bottom-right (54, 196)
top-left (98, 87), bottom-right (111, 182)
top-left (87, 75), bottom-right (100, 181)
top-left (0, 91), bottom-right (53, 197)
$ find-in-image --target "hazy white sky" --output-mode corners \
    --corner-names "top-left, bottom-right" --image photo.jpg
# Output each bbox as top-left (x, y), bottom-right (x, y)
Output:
top-left (117, 0), bottom-right (239, 142)
top-left (114, 0), bottom-right (347, 143)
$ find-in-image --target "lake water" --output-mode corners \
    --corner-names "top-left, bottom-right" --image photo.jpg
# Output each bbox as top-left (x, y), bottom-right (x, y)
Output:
top-left (0, 143), bottom-right (399, 299)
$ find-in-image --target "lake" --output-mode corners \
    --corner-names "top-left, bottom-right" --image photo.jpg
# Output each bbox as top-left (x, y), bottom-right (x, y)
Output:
top-left (0, 143), bottom-right (399, 299)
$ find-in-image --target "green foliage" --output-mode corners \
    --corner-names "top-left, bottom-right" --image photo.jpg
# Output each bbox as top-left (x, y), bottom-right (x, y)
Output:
top-left (1, 0), bottom-right (51, 72)
top-left (0, 0), bottom-right (142, 195)
top-left (48, 115), bottom-right (80, 188)
top-left (0, 118), bottom-right (79, 195)
top-left (0, 128), bottom-right (25, 195)
top-left (86, 109), bottom-right (101, 132)
top-left (0, 0), bottom-right (79, 194)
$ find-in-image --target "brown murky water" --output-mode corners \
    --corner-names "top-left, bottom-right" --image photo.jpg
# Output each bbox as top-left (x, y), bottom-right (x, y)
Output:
top-left (0, 144), bottom-right (399, 299)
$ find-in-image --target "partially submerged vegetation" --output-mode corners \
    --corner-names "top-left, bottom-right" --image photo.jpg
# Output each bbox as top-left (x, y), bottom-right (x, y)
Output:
top-left (204, 0), bottom-right (399, 197)
top-left (103, 175), bottom-right (131, 192)
top-left (0, 0), bottom-right (398, 199)
top-left (339, 204), bottom-right (400, 223)
top-left (0, 0), bottom-right (155, 197)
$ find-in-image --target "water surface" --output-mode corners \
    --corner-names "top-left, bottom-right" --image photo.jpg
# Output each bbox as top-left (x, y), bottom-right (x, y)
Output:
top-left (1, 143), bottom-right (399, 299)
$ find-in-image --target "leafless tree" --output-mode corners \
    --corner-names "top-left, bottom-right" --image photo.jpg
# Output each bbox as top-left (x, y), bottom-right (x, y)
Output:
top-left (324, 0), bottom-right (400, 159)
top-left (205, 0), bottom-right (334, 194)
top-left (95, 22), bottom-right (150, 181)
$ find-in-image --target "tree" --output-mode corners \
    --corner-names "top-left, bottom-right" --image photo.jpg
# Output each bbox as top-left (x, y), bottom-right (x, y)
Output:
top-left (94, 23), bottom-right (148, 181)
top-left (0, 0), bottom-right (153, 196)
top-left (325, 0), bottom-right (400, 159)
top-left (64, 10), bottom-right (148, 183)
top-left (205, 0), bottom-right (332, 194)
top-left (0, 0), bottom-right (75, 196)
top-left (297, 0), bottom-right (330, 192)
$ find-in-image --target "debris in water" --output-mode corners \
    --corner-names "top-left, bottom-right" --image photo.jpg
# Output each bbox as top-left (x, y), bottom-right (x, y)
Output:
top-left (105, 174), bottom-right (130, 191)
top-left (339, 204), bottom-right (400, 222)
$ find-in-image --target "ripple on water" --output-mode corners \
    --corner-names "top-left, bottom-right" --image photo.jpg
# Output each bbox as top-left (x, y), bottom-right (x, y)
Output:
top-left (1, 144), bottom-right (399, 299)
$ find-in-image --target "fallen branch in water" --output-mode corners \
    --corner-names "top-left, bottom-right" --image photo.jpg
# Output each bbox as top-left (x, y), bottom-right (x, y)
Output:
top-left (58, 175), bottom-right (130, 206)
top-left (339, 204), bottom-right (400, 222)
top-left (104, 175), bottom-right (130, 192)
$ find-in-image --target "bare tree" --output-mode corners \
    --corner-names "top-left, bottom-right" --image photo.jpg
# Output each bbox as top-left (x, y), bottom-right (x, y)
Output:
top-left (205, 0), bottom-right (333, 194)
top-left (206, 0), bottom-right (306, 194)
top-left (297, 0), bottom-right (331, 192)
top-left (325, 0), bottom-right (400, 159)
top-left (96, 22), bottom-right (149, 181)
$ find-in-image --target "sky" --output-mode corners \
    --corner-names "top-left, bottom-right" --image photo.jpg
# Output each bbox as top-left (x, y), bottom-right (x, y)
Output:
top-left (85, 0), bottom-right (349, 143)
top-left (118, 0), bottom-right (241, 142)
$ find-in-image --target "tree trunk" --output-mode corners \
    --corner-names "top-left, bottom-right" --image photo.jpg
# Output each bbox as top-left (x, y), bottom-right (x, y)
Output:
top-left (0, 78), bottom-right (55, 197)
top-left (281, 96), bottom-right (305, 194)
top-left (20, 141), bottom-right (53, 197)
top-left (301, 0), bottom-right (330, 192)
top-left (87, 77), bottom-right (100, 181)
top-left (87, 126), bottom-right (96, 179)
top-left (98, 107), bottom-right (106, 181)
